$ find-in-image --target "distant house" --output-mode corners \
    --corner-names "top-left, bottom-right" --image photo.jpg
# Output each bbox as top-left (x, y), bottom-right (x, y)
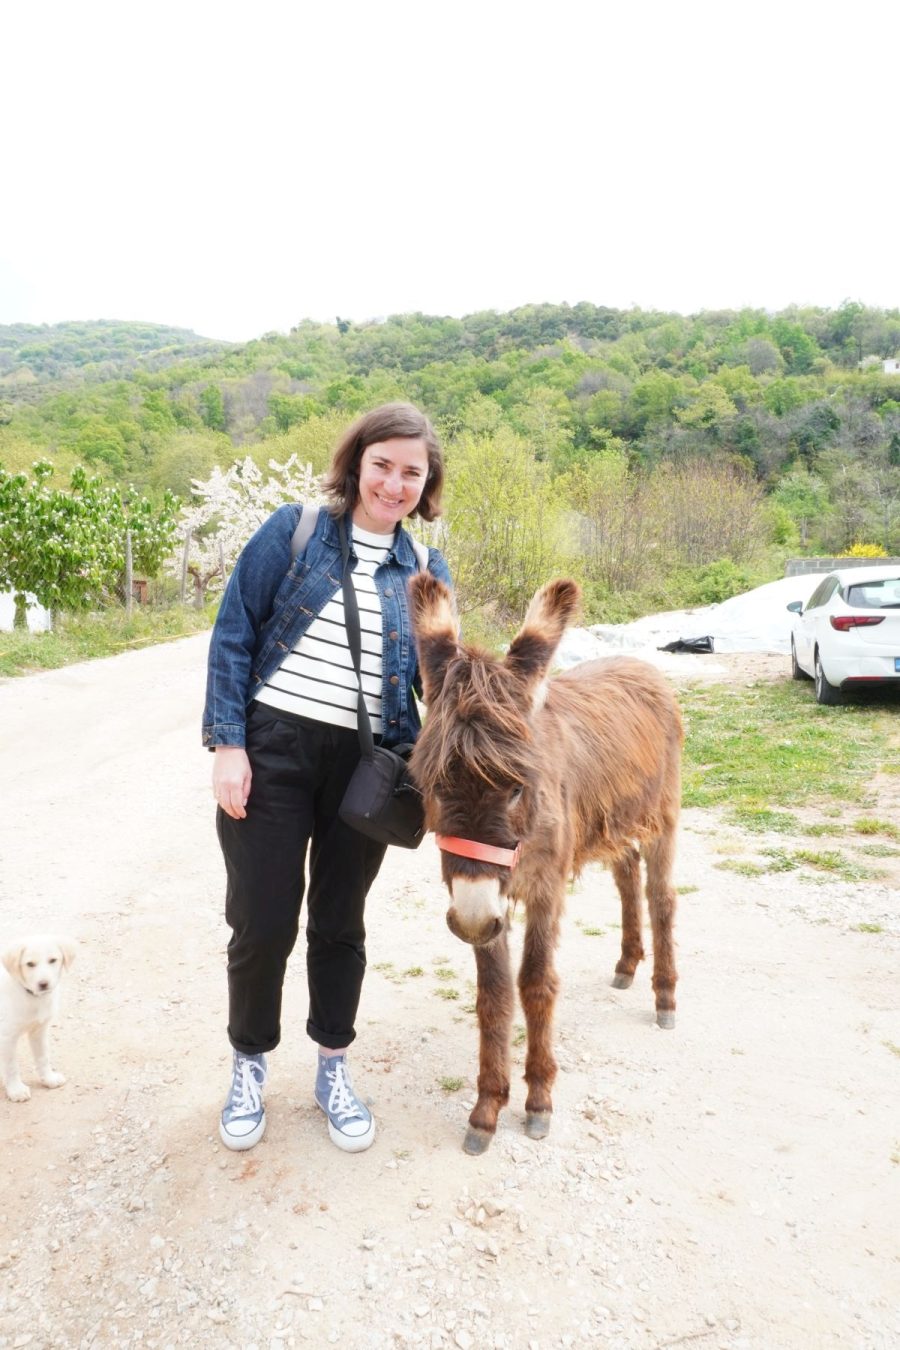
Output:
top-left (884, 358), bottom-right (900, 375)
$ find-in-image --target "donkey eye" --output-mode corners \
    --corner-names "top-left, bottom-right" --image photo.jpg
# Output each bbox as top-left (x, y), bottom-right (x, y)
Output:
top-left (509, 786), bottom-right (524, 806)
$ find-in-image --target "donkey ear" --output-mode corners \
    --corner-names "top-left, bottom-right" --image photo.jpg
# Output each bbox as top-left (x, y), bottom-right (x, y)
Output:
top-left (505, 579), bottom-right (581, 687)
top-left (408, 571), bottom-right (459, 702)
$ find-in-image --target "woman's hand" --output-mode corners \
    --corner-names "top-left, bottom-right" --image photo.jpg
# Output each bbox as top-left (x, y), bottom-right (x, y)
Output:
top-left (213, 747), bottom-right (252, 819)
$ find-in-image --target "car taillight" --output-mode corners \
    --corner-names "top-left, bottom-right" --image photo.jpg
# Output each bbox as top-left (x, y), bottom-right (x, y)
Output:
top-left (829, 615), bottom-right (885, 631)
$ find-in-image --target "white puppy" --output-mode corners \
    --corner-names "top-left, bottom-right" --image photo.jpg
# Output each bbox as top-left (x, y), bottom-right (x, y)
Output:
top-left (1, 935), bottom-right (76, 1102)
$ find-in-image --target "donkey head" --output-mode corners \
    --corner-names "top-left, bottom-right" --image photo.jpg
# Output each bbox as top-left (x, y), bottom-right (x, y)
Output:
top-left (409, 572), bottom-right (580, 946)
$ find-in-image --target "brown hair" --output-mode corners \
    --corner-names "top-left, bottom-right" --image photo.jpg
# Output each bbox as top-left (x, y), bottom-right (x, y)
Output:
top-left (321, 403), bottom-right (444, 522)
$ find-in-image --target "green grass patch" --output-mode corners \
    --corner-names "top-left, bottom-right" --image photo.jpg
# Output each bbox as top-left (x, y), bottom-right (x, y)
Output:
top-left (853, 922), bottom-right (884, 934)
top-left (859, 843), bottom-right (900, 858)
top-left (0, 605), bottom-right (213, 678)
top-left (760, 847), bottom-right (800, 873)
top-left (793, 849), bottom-right (875, 881)
top-left (884, 1041), bottom-right (900, 1058)
top-left (852, 818), bottom-right (900, 840)
top-left (680, 681), bottom-right (893, 812)
top-left (433, 966), bottom-right (457, 982)
top-left (727, 807), bottom-right (802, 834)
top-left (439, 1076), bottom-right (465, 1093)
top-left (435, 987), bottom-right (459, 1000)
top-left (715, 859), bottom-right (768, 878)
top-left (803, 823), bottom-right (843, 838)
top-left (512, 1024), bottom-right (527, 1046)
top-left (373, 961), bottom-right (403, 984)
top-left (677, 884), bottom-right (699, 895)
top-left (403, 966), bottom-right (425, 978)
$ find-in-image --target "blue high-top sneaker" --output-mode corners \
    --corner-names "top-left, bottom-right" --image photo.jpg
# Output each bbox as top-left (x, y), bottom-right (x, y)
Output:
top-left (220, 1050), bottom-right (267, 1150)
top-left (314, 1053), bottom-right (375, 1153)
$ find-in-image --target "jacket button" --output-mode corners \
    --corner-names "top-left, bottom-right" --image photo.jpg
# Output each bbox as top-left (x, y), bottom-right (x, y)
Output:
top-left (388, 630), bottom-right (398, 641)
top-left (384, 588), bottom-right (393, 598)
top-left (389, 719), bottom-right (397, 726)
top-left (389, 674), bottom-right (399, 686)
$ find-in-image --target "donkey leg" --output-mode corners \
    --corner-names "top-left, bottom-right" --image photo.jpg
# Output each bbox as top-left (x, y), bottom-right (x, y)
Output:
top-left (464, 926), bottom-right (514, 1155)
top-left (518, 904), bottom-right (561, 1141)
top-left (610, 845), bottom-right (644, 990)
top-left (643, 828), bottom-right (678, 1029)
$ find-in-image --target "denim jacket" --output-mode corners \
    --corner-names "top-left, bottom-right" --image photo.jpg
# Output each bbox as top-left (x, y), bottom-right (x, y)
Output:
top-left (202, 503), bottom-right (452, 751)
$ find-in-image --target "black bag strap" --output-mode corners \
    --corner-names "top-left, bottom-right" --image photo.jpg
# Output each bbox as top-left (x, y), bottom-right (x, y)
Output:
top-left (339, 516), bottom-right (376, 762)
top-left (339, 514), bottom-right (429, 762)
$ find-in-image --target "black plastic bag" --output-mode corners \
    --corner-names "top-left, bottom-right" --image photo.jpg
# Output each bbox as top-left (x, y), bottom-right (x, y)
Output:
top-left (657, 635), bottom-right (715, 653)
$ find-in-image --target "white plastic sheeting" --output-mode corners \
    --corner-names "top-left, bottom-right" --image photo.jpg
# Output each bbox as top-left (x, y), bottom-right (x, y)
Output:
top-left (0, 591), bottom-right (52, 633)
top-left (556, 573), bottom-right (831, 671)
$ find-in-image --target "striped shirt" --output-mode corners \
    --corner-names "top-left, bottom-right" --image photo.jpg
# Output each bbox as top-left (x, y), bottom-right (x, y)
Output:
top-left (254, 523), bottom-right (393, 733)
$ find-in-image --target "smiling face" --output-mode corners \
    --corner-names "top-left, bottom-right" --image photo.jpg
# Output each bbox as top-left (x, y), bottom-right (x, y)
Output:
top-left (352, 437), bottom-right (429, 533)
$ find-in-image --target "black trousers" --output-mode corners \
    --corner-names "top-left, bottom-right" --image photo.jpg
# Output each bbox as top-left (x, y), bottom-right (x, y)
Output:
top-left (217, 702), bottom-right (387, 1055)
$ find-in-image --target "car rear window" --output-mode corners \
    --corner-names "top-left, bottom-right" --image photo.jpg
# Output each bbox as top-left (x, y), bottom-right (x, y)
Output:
top-left (845, 579), bottom-right (900, 609)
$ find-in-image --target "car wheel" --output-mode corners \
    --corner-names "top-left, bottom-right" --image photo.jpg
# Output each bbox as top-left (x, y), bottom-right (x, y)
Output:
top-left (814, 651), bottom-right (843, 706)
top-left (791, 638), bottom-right (811, 681)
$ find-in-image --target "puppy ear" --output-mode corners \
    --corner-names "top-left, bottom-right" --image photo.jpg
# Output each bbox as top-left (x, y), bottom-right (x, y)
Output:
top-left (57, 939), bottom-right (77, 970)
top-left (1, 942), bottom-right (26, 978)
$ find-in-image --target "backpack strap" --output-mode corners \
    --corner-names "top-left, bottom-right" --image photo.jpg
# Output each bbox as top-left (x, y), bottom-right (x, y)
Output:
top-left (290, 502), bottom-right (430, 571)
top-left (290, 503), bottom-right (319, 561)
top-left (411, 538), bottom-right (429, 571)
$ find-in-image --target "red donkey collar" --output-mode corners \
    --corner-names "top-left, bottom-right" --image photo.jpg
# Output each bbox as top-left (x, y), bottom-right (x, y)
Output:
top-left (435, 835), bottom-right (521, 869)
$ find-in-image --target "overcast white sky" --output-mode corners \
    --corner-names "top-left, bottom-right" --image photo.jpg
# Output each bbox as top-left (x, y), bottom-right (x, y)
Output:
top-left (2, 1), bottom-right (897, 343)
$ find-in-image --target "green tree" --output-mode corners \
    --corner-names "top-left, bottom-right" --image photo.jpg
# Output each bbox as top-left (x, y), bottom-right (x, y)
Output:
top-left (199, 384), bottom-right (226, 432)
top-left (770, 320), bottom-right (821, 374)
top-left (75, 417), bottom-right (128, 474)
top-left (0, 462), bottom-right (176, 625)
top-left (675, 383), bottom-right (738, 430)
top-left (627, 371), bottom-right (686, 433)
top-left (773, 468), bottom-right (830, 547)
top-left (439, 428), bottom-right (564, 618)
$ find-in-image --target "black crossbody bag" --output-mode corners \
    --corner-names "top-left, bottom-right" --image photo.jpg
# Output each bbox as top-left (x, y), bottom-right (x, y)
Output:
top-left (336, 516), bottom-right (427, 850)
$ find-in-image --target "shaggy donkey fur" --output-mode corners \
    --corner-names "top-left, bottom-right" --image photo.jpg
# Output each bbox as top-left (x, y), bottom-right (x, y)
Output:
top-left (408, 574), bottom-right (683, 1154)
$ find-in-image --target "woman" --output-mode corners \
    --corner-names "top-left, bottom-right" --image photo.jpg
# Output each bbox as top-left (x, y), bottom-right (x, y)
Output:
top-left (202, 403), bottom-right (451, 1153)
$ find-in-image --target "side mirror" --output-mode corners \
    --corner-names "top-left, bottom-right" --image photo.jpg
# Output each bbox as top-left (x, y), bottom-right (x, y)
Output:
top-left (786, 601), bottom-right (803, 614)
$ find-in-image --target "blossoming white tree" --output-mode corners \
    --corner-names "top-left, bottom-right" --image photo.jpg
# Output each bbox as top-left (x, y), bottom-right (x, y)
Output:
top-left (171, 456), bottom-right (324, 605)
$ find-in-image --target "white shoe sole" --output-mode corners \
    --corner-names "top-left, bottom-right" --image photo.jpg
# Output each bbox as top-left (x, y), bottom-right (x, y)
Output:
top-left (219, 1113), bottom-right (266, 1151)
top-left (315, 1098), bottom-right (376, 1153)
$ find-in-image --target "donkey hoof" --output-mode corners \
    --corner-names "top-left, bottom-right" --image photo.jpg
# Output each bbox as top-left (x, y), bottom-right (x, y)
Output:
top-left (524, 1111), bottom-right (552, 1140)
top-left (611, 972), bottom-right (634, 989)
top-left (656, 1010), bottom-right (676, 1030)
top-left (463, 1125), bottom-right (494, 1155)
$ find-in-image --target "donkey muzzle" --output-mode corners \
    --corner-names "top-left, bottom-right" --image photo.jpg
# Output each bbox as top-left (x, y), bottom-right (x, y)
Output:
top-left (446, 877), bottom-right (506, 947)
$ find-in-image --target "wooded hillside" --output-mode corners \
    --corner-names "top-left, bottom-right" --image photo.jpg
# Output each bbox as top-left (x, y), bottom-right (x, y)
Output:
top-left (2, 303), bottom-right (898, 621)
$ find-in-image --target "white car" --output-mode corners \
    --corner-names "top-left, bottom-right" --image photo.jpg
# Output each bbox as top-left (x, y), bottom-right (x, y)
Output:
top-left (787, 565), bottom-right (900, 705)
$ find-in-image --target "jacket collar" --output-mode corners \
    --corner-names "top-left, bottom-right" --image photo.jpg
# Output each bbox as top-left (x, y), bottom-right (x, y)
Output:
top-left (320, 510), bottom-right (419, 567)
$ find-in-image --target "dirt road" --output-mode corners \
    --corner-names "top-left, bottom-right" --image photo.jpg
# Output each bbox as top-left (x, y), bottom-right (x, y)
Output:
top-left (1, 636), bottom-right (898, 1349)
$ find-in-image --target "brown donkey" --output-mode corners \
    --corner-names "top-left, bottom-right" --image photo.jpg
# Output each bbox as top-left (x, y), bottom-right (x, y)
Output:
top-left (408, 574), bottom-right (683, 1154)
